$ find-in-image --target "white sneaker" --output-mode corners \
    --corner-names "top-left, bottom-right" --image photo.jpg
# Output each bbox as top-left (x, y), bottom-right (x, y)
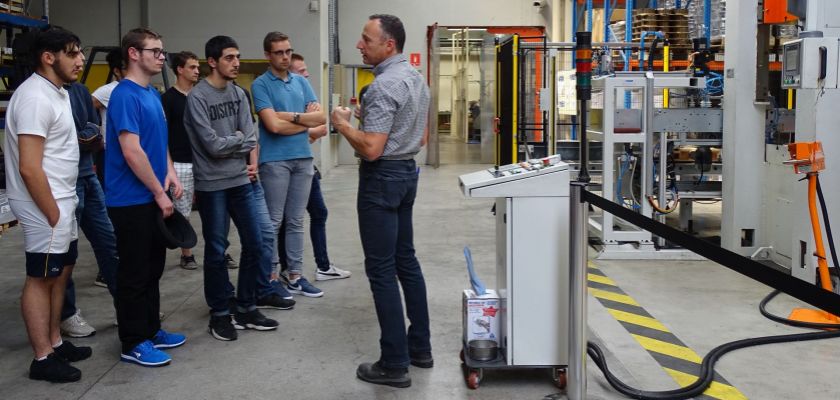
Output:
top-left (60, 310), bottom-right (96, 338)
top-left (315, 264), bottom-right (352, 281)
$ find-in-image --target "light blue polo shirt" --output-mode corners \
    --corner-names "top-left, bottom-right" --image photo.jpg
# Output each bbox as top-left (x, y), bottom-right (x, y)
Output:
top-left (252, 70), bottom-right (317, 163)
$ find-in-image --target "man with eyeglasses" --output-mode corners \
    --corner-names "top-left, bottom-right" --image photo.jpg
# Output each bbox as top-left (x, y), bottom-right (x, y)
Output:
top-left (252, 32), bottom-right (326, 298)
top-left (105, 28), bottom-right (186, 367)
top-left (273, 53), bottom-right (352, 284)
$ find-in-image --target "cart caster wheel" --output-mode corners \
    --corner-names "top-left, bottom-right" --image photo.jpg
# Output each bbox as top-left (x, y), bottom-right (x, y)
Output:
top-left (460, 349), bottom-right (465, 362)
top-left (467, 370), bottom-right (481, 389)
top-left (553, 368), bottom-right (567, 389)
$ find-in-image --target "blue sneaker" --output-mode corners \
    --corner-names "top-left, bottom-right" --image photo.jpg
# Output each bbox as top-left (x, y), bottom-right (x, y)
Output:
top-left (152, 329), bottom-right (186, 349)
top-left (121, 340), bottom-right (171, 367)
top-left (270, 279), bottom-right (294, 300)
top-left (287, 276), bottom-right (323, 298)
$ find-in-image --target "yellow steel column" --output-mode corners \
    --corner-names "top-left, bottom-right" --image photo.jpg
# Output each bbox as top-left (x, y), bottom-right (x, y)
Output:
top-left (663, 44), bottom-right (670, 108)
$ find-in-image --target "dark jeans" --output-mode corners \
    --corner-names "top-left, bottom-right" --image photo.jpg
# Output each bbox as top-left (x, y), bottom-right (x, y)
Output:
top-left (62, 174), bottom-right (119, 321)
top-left (278, 168), bottom-right (330, 272)
top-left (358, 159), bottom-right (431, 369)
top-left (108, 202), bottom-right (165, 353)
top-left (196, 183), bottom-right (261, 315)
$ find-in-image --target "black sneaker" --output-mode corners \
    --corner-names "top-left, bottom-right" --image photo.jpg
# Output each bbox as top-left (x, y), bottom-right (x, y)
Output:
top-left (356, 361), bottom-right (411, 388)
top-left (93, 273), bottom-right (108, 288)
top-left (224, 253), bottom-right (238, 269)
top-left (410, 352), bottom-right (434, 368)
top-left (29, 353), bottom-right (81, 383)
top-left (54, 341), bottom-right (92, 362)
top-left (179, 255), bottom-right (198, 270)
top-left (233, 309), bottom-right (279, 331)
top-left (256, 294), bottom-right (295, 310)
top-left (208, 315), bottom-right (238, 341)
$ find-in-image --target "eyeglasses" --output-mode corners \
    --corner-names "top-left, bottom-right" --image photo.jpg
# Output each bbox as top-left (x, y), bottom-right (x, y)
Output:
top-left (270, 48), bottom-right (294, 57)
top-left (137, 48), bottom-right (168, 58)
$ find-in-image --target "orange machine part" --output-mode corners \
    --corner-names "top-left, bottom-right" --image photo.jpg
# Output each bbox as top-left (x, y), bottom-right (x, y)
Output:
top-left (788, 142), bottom-right (825, 174)
top-left (763, 0), bottom-right (799, 24)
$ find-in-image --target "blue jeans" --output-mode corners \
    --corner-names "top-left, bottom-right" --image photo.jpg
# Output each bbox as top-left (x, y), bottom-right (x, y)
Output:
top-left (252, 180), bottom-right (280, 299)
top-left (260, 158), bottom-right (314, 274)
top-left (357, 159), bottom-right (431, 369)
top-left (196, 183), bottom-right (262, 315)
top-left (62, 174), bottom-right (119, 320)
top-left (278, 168), bottom-right (330, 271)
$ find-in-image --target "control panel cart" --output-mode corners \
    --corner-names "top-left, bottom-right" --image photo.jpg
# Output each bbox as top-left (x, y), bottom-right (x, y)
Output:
top-left (458, 155), bottom-right (571, 389)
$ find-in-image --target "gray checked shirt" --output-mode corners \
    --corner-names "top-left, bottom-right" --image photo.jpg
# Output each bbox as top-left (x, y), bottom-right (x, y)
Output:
top-left (359, 53), bottom-right (430, 161)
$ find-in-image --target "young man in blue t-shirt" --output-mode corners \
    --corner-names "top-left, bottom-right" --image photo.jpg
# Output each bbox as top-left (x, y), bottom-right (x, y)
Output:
top-left (252, 32), bottom-right (326, 297)
top-left (105, 28), bottom-right (187, 367)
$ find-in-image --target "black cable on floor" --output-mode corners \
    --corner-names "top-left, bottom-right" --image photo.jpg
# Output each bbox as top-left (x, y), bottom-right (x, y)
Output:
top-left (587, 327), bottom-right (840, 400)
top-left (759, 289), bottom-right (840, 329)
top-left (816, 176), bottom-right (840, 280)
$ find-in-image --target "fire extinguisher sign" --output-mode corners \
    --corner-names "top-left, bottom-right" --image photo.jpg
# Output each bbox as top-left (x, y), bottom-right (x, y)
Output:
top-left (410, 53), bottom-right (421, 67)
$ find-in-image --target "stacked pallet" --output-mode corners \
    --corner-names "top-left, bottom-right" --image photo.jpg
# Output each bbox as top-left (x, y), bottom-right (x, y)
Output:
top-left (632, 8), bottom-right (692, 59)
top-left (0, 0), bottom-right (24, 15)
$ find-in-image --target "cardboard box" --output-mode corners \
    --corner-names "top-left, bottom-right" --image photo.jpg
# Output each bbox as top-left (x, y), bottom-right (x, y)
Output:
top-left (462, 289), bottom-right (501, 346)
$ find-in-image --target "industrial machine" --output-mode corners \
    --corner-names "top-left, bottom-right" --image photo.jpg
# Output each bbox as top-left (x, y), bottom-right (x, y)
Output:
top-left (458, 154), bottom-right (571, 389)
top-left (587, 71), bottom-right (721, 258)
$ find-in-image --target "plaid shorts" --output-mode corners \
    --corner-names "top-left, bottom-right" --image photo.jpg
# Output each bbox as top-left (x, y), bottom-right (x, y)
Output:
top-left (173, 162), bottom-right (195, 217)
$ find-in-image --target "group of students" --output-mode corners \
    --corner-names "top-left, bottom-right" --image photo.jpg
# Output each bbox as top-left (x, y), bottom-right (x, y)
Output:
top-left (6, 26), bottom-right (350, 383)
top-left (7, 13), bottom-right (432, 389)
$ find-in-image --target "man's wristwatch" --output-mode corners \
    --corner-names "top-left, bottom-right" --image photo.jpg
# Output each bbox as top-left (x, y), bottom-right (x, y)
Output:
top-left (293, 112), bottom-right (300, 124)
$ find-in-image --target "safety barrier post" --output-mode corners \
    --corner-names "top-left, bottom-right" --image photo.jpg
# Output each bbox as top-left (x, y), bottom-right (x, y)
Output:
top-left (568, 181), bottom-right (590, 400)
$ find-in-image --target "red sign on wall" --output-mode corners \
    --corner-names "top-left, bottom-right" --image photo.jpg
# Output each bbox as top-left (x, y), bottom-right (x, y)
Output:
top-left (410, 52), bottom-right (421, 67)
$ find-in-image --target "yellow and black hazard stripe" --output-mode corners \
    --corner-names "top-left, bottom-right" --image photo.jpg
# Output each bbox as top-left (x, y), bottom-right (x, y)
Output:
top-left (588, 263), bottom-right (748, 400)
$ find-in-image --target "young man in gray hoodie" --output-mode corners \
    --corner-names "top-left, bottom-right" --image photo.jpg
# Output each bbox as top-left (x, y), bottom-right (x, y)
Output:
top-left (184, 35), bottom-right (278, 341)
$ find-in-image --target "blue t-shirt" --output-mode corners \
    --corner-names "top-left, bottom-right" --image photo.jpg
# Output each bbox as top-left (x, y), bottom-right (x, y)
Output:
top-left (104, 80), bottom-right (168, 207)
top-left (251, 70), bottom-right (317, 163)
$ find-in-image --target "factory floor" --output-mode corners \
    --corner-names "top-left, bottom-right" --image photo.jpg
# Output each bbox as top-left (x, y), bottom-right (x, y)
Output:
top-left (1, 162), bottom-right (838, 400)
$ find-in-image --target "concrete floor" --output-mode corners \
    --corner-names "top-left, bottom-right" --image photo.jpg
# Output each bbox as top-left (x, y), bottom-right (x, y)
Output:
top-left (1, 162), bottom-right (839, 400)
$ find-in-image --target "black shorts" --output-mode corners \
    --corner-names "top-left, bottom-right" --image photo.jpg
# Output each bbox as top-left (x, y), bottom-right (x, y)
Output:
top-left (25, 239), bottom-right (79, 278)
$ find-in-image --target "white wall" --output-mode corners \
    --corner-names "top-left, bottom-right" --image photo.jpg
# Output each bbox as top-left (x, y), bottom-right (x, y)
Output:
top-left (49, 0), bottom-right (323, 93)
top-left (337, 0), bottom-right (548, 67)
top-left (45, 0), bottom-right (556, 168)
top-left (49, 0), bottom-right (140, 47)
top-left (48, 0), bottom-right (332, 168)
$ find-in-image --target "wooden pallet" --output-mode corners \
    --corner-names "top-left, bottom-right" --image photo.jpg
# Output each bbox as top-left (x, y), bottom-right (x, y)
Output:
top-left (0, 0), bottom-right (25, 15)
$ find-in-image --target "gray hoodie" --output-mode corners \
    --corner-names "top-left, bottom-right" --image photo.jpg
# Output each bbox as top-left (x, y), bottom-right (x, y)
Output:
top-left (184, 79), bottom-right (256, 191)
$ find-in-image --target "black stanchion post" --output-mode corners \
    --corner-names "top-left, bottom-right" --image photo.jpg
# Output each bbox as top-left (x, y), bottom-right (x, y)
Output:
top-left (576, 32), bottom-right (593, 183)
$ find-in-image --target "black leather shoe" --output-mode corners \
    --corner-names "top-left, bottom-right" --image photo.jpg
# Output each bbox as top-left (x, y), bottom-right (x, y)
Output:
top-left (410, 352), bottom-right (434, 368)
top-left (356, 361), bottom-right (411, 388)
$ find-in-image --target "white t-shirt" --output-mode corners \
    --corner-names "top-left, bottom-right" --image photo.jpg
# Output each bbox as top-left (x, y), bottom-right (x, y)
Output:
top-left (92, 80), bottom-right (119, 143)
top-left (4, 73), bottom-right (79, 201)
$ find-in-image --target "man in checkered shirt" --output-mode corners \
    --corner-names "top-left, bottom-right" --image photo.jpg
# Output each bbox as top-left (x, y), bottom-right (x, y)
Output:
top-left (331, 13), bottom-right (432, 389)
